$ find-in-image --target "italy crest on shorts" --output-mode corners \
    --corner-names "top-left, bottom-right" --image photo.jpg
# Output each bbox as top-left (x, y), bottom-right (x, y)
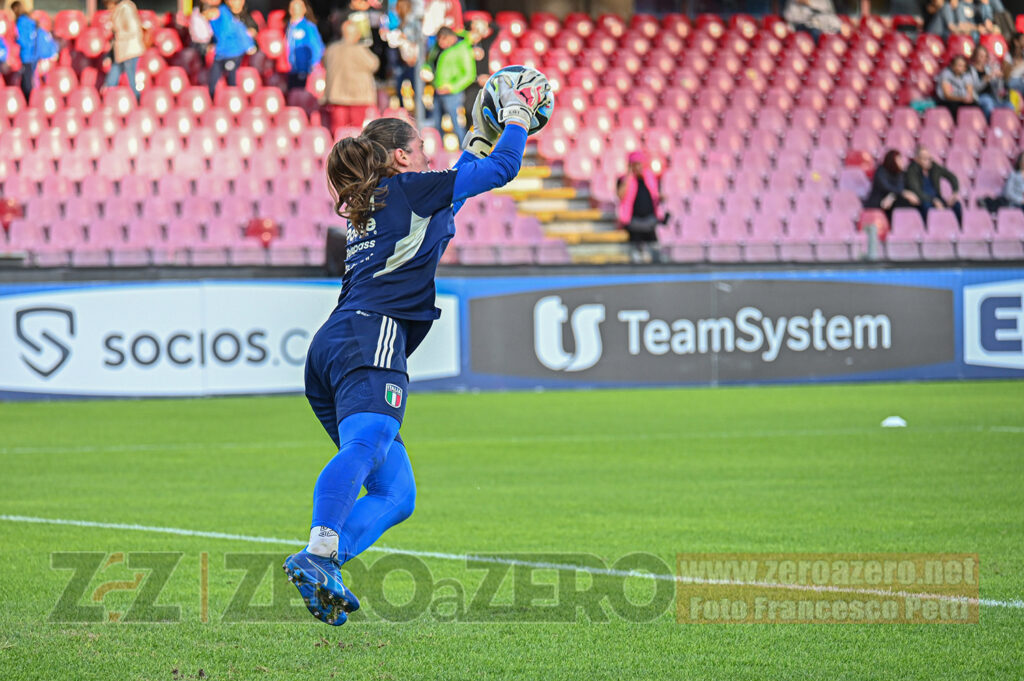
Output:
top-left (385, 383), bottom-right (403, 408)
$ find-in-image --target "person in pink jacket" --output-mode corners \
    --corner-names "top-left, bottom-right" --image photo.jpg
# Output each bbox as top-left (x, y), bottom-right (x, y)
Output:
top-left (616, 151), bottom-right (664, 263)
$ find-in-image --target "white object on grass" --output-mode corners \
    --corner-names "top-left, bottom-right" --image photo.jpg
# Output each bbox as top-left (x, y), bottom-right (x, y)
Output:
top-left (881, 416), bottom-right (907, 428)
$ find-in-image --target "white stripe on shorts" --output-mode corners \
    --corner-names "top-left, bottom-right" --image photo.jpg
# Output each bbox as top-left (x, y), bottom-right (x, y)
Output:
top-left (373, 316), bottom-right (389, 367)
top-left (383, 316), bottom-right (397, 368)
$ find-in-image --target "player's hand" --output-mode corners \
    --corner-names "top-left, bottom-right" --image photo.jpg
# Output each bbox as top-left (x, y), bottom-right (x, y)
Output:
top-left (495, 73), bottom-right (544, 130)
top-left (462, 89), bottom-right (499, 158)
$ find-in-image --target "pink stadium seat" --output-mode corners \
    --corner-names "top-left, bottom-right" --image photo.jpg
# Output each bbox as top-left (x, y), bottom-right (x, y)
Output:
top-left (119, 174), bottom-right (152, 202)
top-left (779, 212), bottom-right (820, 262)
top-left (924, 107), bottom-right (954, 136)
top-left (918, 128), bottom-right (950, 158)
top-left (922, 208), bottom-right (960, 260)
top-left (950, 128), bottom-right (982, 156)
top-left (978, 149), bottom-right (1011, 175)
top-left (97, 153), bottom-right (132, 179)
top-left (817, 213), bottom-right (857, 261)
top-left (706, 212), bottom-right (746, 262)
top-left (57, 153), bottom-right (94, 183)
top-left (990, 109), bottom-right (1020, 140)
top-left (946, 148), bottom-right (978, 182)
top-left (959, 208), bottom-right (994, 259)
top-left (957, 107), bottom-right (987, 137)
top-left (745, 213), bottom-right (785, 262)
top-left (142, 196), bottom-right (178, 225)
top-left (994, 208), bottom-right (1024, 258)
top-left (887, 208), bottom-right (926, 260)
top-left (974, 168), bottom-right (1006, 198)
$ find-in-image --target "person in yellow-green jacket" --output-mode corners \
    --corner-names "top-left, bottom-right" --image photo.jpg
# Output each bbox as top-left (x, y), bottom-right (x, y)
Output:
top-left (421, 26), bottom-right (475, 141)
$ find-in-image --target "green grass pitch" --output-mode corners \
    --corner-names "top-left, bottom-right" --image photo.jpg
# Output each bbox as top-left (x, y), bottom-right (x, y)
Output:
top-left (1, 380), bottom-right (1022, 680)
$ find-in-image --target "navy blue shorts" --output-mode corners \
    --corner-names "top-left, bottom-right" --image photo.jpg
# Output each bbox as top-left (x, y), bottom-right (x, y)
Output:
top-left (304, 309), bottom-right (432, 447)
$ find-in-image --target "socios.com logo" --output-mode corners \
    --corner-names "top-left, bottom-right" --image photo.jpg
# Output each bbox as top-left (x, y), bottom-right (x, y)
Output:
top-left (533, 296), bottom-right (605, 372)
top-left (15, 306), bottom-right (76, 379)
top-left (964, 280), bottom-right (1024, 370)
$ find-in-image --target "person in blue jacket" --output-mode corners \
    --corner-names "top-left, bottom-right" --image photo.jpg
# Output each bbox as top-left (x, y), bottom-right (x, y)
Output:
top-left (203, 0), bottom-right (257, 97)
top-left (11, 1), bottom-right (37, 101)
top-left (281, 75), bottom-right (546, 626)
top-left (286, 0), bottom-right (324, 91)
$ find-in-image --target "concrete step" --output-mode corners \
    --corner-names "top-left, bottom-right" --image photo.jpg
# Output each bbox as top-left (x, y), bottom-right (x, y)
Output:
top-left (515, 165), bottom-right (552, 179)
top-left (495, 186), bottom-right (579, 200)
top-left (521, 208), bottom-right (607, 223)
top-left (517, 196), bottom-right (594, 213)
top-left (551, 229), bottom-right (628, 245)
top-left (568, 244), bottom-right (632, 264)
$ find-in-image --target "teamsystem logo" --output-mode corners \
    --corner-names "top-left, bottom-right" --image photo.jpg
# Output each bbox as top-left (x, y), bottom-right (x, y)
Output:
top-left (533, 296), bottom-right (606, 372)
top-left (532, 295), bottom-right (896, 373)
top-left (15, 306), bottom-right (76, 379)
top-left (963, 280), bottom-right (1024, 370)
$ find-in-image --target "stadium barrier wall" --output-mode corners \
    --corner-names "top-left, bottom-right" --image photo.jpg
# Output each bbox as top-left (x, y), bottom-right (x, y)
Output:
top-left (1, 268), bottom-right (1022, 399)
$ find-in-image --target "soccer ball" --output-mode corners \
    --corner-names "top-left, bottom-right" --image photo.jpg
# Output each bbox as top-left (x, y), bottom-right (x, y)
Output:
top-left (480, 65), bottom-right (555, 136)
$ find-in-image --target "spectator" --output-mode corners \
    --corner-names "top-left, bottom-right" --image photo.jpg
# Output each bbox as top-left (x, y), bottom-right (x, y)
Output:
top-left (864, 150), bottom-right (921, 219)
top-left (1007, 33), bottom-right (1024, 96)
top-left (930, 0), bottom-right (978, 37)
top-left (462, 16), bottom-right (498, 115)
top-left (783, 0), bottom-right (844, 40)
top-left (0, 34), bottom-right (8, 75)
top-left (104, 0), bottom-right (145, 101)
top-left (977, 152), bottom-right (1024, 211)
top-left (905, 146), bottom-right (962, 222)
top-left (189, 2), bottom-right (214, 57)
top-left (923, 0), bottom-right (946, 35)
top-left (330, 0), bottom-right (389, 110)
top-left (322, 19), bottom-right (379, 132)
top-left (616, 151), bottom-right (664, 263)
top-left (969, 44), bottom-right (1013, 119)
top-left (204, 0), bottom-right (258, 98)
top-left (1001, 152), bottom-right (1024, 209)
top-left (385, 0), bottom-right (421, 110)
top-left (422, 26), bottom-right (474, 141)
top-left (286, 0), bottom-right (324, 92)
top-left (422, 0), bottom-right (464, 37)
top-left (11, 1), bottom-right (38, 100)
top-left (975, 0), bottom-right (1007, 36)
top-left (935, 54), bottom-right (975, 119)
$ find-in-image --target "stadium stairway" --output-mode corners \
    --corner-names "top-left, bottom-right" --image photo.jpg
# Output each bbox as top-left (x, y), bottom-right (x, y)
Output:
top-left (498, 146), bottom-right (630, 264)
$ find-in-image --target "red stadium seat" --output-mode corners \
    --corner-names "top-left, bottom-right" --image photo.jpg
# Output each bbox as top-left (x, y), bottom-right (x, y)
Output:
top-left (2, 87), bottom-right (28, 120)
top-left (152, 27), bottom-right (183, 58)
top-left (179, 86), bottom-right (212, 117)
top-left (214, 86), bottom-right (247, 115)
top-left (75, 26), bottom-right (110, 59)
top-left (140, 86), bottom-right (173, 117)
top-left (102, 87), bottom-right (136, 116)
top-left (156, 66), bottom-right (190, 95)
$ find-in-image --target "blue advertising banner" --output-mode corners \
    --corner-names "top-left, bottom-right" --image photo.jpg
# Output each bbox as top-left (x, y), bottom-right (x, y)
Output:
top-left (1, 269), bottom-right (1022, 398)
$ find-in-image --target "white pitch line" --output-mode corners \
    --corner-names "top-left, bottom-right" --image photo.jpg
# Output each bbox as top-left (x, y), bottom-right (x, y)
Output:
top-left (1, 514), bottom-right (1021, 611)
top-left (2, 424), bottom-right (1020, 456)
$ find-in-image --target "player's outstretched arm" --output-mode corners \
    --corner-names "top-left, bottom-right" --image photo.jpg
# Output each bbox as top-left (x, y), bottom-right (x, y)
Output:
top-left (452, 124), bottom-right (527, 205)
top-left (451, 79), bottom-right (537, 205)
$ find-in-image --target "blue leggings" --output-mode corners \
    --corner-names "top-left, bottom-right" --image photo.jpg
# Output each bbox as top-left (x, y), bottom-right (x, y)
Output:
top-left (311, 412), bottom-right (416, 563)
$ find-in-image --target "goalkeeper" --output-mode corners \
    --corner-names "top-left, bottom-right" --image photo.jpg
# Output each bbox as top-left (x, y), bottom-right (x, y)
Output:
top-left (283, 72), bottom-right (547, 626)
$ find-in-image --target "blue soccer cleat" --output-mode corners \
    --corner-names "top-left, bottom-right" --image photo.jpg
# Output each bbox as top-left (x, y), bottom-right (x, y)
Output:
top-left (283, 549), bottom-right (360, 626)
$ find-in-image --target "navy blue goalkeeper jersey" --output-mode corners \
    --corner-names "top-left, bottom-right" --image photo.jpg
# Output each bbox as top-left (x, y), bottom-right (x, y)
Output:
top-left (338, 169), bottom-right (458, 321)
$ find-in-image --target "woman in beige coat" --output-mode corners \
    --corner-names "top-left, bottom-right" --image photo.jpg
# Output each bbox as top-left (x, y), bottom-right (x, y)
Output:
top-left (322, 20), bottom-right (380, 133)
top-left (104, 0), bottom-right (145, 100)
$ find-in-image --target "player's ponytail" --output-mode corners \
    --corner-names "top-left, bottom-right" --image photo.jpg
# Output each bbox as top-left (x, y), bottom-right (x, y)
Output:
top-left (325, 118), bottom-right (417, 236)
